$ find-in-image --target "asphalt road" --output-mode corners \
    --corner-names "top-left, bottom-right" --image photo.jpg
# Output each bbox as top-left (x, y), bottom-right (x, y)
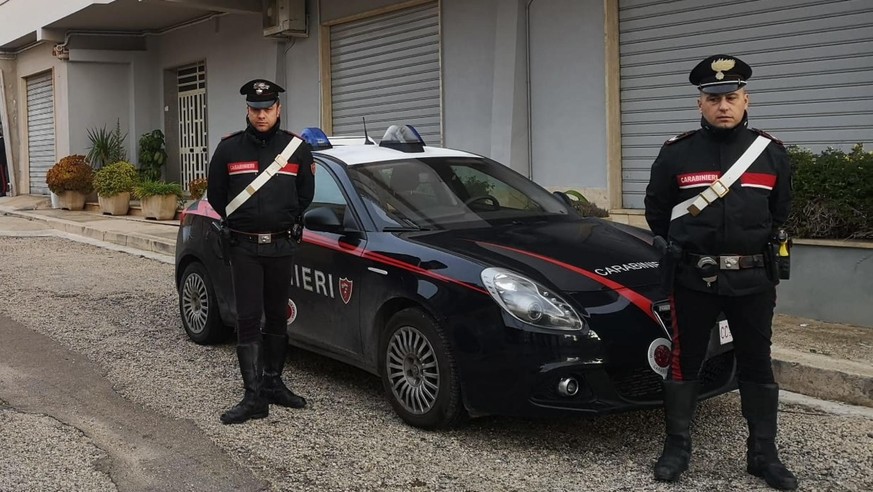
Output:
top-left (0, 234), bottom-right (871, 491)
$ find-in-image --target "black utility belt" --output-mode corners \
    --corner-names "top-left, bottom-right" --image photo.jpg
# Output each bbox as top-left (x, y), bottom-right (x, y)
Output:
top-left (229, 229), bottom-right (292, 244)
top-left (685, 253), bottom-right (765, 270)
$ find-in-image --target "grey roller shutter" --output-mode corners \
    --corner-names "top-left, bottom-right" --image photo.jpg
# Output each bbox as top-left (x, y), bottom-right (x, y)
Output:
top-left (329, 2), bottom-right (442, 145)
top-left (27, 71), bottom-right (55, 195)
top-left (619, 0), bottom-right (873, 209)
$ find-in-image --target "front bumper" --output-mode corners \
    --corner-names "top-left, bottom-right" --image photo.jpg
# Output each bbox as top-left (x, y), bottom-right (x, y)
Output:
top-left (452, 299), bottom-right (737, 419)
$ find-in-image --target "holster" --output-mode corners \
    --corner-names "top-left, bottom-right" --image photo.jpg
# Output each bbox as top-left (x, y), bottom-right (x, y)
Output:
top-left (290, 215), bottom-right (303, 244)
top-left (212, 221), bottom-right (233, 265)
top-left (654, 236), bottom-right (682, 292)
top-left (764, 242), bottom-right (781, 282)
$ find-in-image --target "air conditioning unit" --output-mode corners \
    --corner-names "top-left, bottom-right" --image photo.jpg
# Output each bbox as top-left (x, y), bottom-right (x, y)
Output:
top-left (263, 0), bottom-right (308, 38)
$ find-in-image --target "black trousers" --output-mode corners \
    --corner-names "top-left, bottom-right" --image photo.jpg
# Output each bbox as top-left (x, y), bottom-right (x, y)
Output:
top-left (229, 244), bottom-right (294, 344)
top-left (669, 284), bottom-right (776, 384)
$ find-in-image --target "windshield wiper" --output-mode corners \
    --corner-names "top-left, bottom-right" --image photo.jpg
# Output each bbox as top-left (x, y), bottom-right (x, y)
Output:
top-left (382, 225), bottom-right (432, 232)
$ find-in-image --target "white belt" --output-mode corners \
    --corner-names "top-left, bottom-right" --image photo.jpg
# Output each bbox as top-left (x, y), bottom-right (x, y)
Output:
top-left (225, 136), bottom-right (303, 217)
top-left (670, 135), bottom-right (770, 221)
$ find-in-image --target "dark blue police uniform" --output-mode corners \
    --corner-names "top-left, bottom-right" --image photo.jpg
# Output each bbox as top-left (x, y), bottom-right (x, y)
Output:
top-left (207, 79), bottom-right (315, 425)
top-left (644, 55), bottom-right (798, 490)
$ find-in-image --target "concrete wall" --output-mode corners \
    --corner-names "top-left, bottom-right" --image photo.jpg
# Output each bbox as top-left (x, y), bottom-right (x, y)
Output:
top-left (528, 0), bottom-right (607, 202)
top-left (776, 242), bottom-right (873, 328)
top-left (153, 13), bottom-right (283, 156)
top-left (0, 59), bottom-right (20, 194)
top-left (66, 61), bottom-right (131, 159)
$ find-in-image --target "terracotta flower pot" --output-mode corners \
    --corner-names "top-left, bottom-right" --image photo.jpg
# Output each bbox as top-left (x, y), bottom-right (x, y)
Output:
top-left (141, 194), bottom-right (178, 220)
top-left (57, 190), bottom-right (87, 211)
top-left (98, 192), bottom-right (131, 216)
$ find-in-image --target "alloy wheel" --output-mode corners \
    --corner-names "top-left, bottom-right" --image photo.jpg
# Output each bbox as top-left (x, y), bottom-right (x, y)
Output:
top-left (181, 273), bottom-right (209, 335)
top-left (386, 326), bottom-right (440, 415)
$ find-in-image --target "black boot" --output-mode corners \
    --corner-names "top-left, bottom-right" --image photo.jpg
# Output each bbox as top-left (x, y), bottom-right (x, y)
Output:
top-left (654, 380), bottom-right (700, 482)
top-left (262, 333), bottom-right (306, 408)
top-left (220, 342), bottom-right (269, 424)
top-left (740, 382), bottom-right (798, 490)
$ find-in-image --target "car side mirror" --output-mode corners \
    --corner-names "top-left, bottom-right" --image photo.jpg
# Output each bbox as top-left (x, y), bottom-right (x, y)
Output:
top-left (304, 206), bottom-right (343, 234)
top-left (553, 191), bottom-right (574, 207)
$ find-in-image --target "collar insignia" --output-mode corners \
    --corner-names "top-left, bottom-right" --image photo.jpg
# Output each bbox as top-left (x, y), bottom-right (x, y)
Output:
top-left (711, 58), bottom-right (735, 81)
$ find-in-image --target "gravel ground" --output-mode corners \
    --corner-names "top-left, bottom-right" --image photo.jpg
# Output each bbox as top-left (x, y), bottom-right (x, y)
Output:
top-left (0, 236), bottom-right (871, 491)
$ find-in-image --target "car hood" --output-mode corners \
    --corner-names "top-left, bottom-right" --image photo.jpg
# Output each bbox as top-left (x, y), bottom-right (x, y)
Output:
top-left (403, 217), bottom-right (662, 292)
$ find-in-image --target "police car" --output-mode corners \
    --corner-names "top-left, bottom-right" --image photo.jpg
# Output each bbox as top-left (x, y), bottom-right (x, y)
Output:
top-left (175, 125), bottom-right (736, 429)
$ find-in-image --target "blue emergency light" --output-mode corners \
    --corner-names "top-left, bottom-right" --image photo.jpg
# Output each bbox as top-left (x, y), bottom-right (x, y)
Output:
top-left (301, 127), bottom-right (332, 150)
top-left (379, 124), bottom-right (425, 152)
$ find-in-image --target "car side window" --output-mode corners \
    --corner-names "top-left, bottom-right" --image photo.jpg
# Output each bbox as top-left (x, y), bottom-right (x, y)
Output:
top-left (311, 162), bottom-right (349, 224)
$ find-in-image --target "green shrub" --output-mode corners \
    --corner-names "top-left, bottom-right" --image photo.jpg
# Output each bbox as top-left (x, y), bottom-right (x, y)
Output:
top-left (87, 121), bottom-right (127, 170)
top-left (563, 189), bottom-right (609, 217)
top-left (133, 180), bottom-right (184, 199)
top-left (786, 144), bottom-right (873, 240)
top-left (138, 129), bottom-right (168, 181)
top-left (45, 155), bottom-right (94, 194)
top-left (93, 161), bottom-right (138, 197)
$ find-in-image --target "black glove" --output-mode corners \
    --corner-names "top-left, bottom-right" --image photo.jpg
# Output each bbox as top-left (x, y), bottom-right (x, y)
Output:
top-left (290, 216), bottom-right (304, 244)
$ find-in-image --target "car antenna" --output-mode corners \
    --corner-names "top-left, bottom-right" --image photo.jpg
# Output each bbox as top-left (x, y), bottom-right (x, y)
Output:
top-left (362, 117), bottom-right (374, 145)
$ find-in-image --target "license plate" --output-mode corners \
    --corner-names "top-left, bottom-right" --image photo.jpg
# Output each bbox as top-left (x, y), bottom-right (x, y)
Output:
top-left (718, 319), bottom-right (733, 345)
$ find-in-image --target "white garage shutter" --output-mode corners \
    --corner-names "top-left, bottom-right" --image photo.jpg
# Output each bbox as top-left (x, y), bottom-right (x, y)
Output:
top-left (619, 0), bottom-right (873, 209)
top-left (329, 2), bottom-right (442, 145)
top-left (27, 71), bottom-right (55, 195)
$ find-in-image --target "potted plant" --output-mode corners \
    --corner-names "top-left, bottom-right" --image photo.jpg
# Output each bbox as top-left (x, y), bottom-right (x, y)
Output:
top-left (45, 155), bottom-right (94, 210)
top-left (134, 180), bottom-right (184, 220)
top-left (138, 129), bottom-right (168, 181)
top-left (86, 120), bottom-right (127, 170)
top-left (188, 176), bottom-right (208, 200)
top-left (93, 160), bottom-right (138, 215)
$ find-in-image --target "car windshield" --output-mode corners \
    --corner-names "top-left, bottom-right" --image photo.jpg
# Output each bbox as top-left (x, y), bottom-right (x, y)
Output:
top-left (346, 157), bottom-right (572, 230)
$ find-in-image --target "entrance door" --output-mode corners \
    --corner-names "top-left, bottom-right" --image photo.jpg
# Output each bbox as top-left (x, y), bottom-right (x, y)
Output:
top-left (177, 62), bottom-right (207, 192)
top-left (26, 71), bottom-right (55, 195)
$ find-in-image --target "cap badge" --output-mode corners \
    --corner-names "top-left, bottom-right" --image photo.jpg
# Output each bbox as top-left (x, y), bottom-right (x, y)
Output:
top-left (253, 81), bottom-right (270, 95)
top-left (711, 58), bottom-right (735, 81)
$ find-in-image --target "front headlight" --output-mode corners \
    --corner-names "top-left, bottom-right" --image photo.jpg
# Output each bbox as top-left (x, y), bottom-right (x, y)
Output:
top-left (481, 267), bottom-right (585, 331)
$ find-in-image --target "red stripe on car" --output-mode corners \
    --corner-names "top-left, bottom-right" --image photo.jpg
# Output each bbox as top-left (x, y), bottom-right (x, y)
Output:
top-left (302, 231), bottom-right (488, 295)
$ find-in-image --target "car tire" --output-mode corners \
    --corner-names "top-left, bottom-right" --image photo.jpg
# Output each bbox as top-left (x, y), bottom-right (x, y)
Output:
top-left (380, 308), bottom-right (466, 429)
top-left (178, 262), bottom-right (231, 345)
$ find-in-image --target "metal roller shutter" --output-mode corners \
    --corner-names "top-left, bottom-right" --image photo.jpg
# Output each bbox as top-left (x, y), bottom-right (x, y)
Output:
top-left (329, 2), bottom-right (442, 145)
top-left (27, 71), bottom-right (55, 195)
top-left (619, 0), bottom-right (873, 209)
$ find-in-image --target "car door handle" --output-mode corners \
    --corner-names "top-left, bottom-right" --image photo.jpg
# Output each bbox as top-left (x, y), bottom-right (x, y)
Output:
top-left (367, 267), bottom-right (388, 275)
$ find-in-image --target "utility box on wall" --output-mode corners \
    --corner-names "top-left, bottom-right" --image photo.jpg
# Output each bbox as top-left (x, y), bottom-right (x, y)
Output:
top-left (263, 0), bottom-right (308, 38)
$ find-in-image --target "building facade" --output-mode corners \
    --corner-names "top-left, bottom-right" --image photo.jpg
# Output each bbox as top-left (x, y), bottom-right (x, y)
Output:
top-left (1, 0), bottom-right (871, 212)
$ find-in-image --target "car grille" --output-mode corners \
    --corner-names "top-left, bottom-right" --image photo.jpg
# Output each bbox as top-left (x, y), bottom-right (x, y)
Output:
top-left (610, 351), bottom-right (736, 402)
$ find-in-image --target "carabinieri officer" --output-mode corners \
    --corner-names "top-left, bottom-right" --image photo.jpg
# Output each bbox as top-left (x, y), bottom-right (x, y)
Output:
top-left (207, 78), bottom-right (315, 425)
top-left (644, 55), bottom-right (797, 489)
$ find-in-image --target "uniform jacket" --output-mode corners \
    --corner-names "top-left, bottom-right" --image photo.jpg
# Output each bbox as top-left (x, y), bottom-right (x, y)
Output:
top-left (644, 114), bottom-right (792, 296)
top-left (207, 119), bottom-right (315, 235)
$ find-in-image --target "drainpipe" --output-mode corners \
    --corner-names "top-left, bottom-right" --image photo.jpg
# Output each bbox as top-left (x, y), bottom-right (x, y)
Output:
top-left (524, 0), bottom-right (537, 180)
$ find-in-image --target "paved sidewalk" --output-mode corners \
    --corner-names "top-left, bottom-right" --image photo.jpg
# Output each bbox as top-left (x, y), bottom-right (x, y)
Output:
top-left (1, 194), bottom-right (871, 409)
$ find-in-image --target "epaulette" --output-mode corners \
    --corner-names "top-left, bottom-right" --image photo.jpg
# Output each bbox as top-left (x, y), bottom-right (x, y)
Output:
top-left (751, 128), bottom-right (784, 147)
top-left (664, 129), bottom-right (697, 145)
top-left (282, 129), bottom-right (302, 138)
top-left (221, 130), bottom-right (243, 140)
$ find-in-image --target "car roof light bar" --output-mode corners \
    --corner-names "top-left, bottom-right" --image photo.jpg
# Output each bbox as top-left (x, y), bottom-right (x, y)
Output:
top-left (379, 124), bottom-right (425, 152)
top-left (301, 127), bottom-right (333, 150)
